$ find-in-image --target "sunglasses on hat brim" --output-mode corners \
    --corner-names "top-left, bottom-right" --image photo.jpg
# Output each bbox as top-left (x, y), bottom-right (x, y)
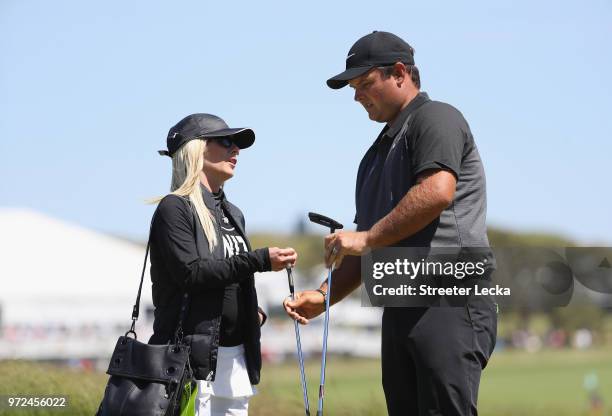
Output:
top-left (207, 136), bottom-right (238, 149)
top-left (158, 136), bottom-right (236, 156)
top-left (158, 128), bottom-right (253, 157)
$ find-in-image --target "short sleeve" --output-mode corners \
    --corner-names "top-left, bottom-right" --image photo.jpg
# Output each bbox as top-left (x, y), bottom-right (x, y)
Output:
top-left (409, 103), bottom-right (467, 179)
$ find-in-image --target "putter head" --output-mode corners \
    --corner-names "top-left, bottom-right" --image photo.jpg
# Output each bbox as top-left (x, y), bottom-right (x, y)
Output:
top-left (308, 212), bottom-right (343, 233)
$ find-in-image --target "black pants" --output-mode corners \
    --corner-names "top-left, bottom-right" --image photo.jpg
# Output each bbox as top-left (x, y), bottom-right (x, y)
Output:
top-left (381, 292), bottom-right (497, 416)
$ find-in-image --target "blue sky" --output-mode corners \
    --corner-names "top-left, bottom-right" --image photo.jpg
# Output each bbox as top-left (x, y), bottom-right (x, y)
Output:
top-left (1, 0), bottom-right (611, 243)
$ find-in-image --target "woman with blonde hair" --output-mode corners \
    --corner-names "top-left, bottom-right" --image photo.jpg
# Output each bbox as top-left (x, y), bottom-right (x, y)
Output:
top-left (149, 113), bottom-right (297, 415)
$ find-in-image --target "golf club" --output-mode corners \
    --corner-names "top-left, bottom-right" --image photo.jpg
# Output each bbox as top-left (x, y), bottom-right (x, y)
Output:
top-left (286, 265), bottom-right (310, 416)
top-left (308, 212), bottom-right (344, 416)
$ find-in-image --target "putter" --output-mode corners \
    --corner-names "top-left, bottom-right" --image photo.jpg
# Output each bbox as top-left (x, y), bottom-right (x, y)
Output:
top-left (286, 265), bottom-right (311, 416)
top-left (308, 212), bottom-right (344, 416)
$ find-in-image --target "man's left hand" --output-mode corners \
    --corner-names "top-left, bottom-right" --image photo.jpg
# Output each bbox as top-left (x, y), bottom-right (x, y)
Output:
top-left (324, 231), bottom-right (370, 268)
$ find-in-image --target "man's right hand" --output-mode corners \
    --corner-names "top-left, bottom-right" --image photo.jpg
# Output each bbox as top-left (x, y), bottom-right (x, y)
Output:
top-left (283, 290), bottom-right (326, 325)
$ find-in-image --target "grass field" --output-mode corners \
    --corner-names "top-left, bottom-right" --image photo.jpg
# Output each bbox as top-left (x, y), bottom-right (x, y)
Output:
top-left (0, 349), bottom-right (610, 415)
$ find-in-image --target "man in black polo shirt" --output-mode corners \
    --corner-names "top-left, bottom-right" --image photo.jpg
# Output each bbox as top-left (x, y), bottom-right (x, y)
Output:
top-left (284, 31), bottom-right (497, 415)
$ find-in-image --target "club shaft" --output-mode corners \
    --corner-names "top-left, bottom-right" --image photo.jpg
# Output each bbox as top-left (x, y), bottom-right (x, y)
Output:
top-left (317, 265), bottom-right (333, 415)
top-left (288, 267), bottom-right (310, 415)
top-left (294, 319), bottom-right (310, 415)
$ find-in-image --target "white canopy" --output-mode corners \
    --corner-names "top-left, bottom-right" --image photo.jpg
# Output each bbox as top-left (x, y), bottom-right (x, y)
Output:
top-left (0, 208), bottom-right (382, 360)
top-left (0, 208), bottom-right (151, 326)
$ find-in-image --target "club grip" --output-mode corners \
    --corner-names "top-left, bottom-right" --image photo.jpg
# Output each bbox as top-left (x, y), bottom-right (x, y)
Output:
top-left (308, 212), bottom-right (343, 232)
top-left (286, 266), bottom-right (295, 294)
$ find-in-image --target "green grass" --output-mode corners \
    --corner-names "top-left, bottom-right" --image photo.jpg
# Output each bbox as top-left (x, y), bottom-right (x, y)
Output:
top-left (0, 361), bottom-right (108, 415)
top-left (1, 349), bottom-right (611, 415)
top-left (252, 350), bottom-right (612, 416)
top-left (252, 358), bottom-right (386, 416)
top-left (478, 349), bottom-right (612, 416)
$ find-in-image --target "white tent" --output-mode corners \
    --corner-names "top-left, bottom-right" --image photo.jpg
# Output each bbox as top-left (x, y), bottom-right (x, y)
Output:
top-left (0, 208), bottom-right (382, 361)
top-left (0, 208), bottom-right (151, 325)
top-left (0, 208), bottom-right (152, 359)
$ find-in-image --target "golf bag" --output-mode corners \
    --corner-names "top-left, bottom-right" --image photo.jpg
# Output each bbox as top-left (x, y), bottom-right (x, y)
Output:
top-left (96, 224), bottom-right (194, 416)
top-left (96, 335), bottom-right (193, 416)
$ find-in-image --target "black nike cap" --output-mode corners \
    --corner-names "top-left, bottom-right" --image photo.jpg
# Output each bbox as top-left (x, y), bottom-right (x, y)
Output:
top-left (327, 31), bottom-right (415, 89)
top-left (159, 113), bottom-right (255, 157)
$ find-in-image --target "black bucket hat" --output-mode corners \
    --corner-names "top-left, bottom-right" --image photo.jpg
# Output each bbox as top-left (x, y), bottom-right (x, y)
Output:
top-left (326, 31), bottom-right (415, 89)
top-left (158, 113), bottom-right (255, 157)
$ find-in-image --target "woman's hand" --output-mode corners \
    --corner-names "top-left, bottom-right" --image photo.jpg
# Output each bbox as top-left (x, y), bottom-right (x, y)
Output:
top-left (268, 247), bottom-right (297, 271)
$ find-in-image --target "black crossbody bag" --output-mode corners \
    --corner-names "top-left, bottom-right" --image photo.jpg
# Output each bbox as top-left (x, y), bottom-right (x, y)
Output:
top-left (96, 221), bottom-right (194, 416)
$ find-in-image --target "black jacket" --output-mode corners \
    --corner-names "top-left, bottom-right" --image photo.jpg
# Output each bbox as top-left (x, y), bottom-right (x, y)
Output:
top-left (148, 187), bottom-right (271, 383)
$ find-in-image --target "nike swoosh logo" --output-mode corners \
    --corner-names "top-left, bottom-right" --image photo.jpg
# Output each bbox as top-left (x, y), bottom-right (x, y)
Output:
top-left (346, 53), bottom-right (356, 60)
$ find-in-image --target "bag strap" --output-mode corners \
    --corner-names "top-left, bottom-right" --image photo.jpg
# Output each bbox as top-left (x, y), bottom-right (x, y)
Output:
top-left (126, 218), bottom-right (153, 339)
top-left (127, 198), bottom-right (191, 341)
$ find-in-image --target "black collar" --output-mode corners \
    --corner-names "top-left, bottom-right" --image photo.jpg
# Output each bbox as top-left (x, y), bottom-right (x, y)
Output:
top-left (200, 184), bottom-right (224, 210)
top-left (384, 92), bottom-right (430, 138)
top-left (200, 184), bottom-right (247, 239)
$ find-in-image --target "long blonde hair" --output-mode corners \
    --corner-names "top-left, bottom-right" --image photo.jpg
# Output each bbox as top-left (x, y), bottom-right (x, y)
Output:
top-left (152, 139), bottom-right (218, 251)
